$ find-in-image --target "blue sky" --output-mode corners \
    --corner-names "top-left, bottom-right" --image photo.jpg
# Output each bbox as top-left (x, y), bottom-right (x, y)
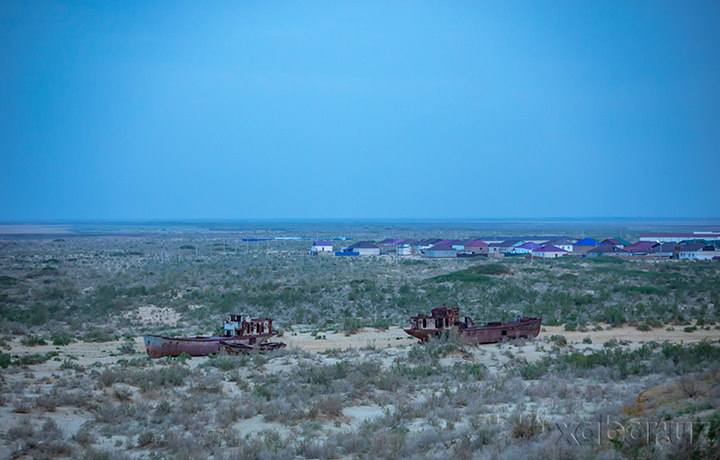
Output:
top-left (1, 1), bottom-right (719, 220)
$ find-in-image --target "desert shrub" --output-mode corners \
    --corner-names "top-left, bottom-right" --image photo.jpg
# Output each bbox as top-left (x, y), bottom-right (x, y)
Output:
top-left (583, 336), bottom-right (592, 344)
top-left (81, 326), bottom-right (115, 343)
top-left (309, 394), bottom-right (345, 418)
top-left (0, 275), bottom-right (17, 286)
top-left (519, 362), bottom-right (547, 380)
top-left (126, 364), bottom-right (193, 391)
top-left (137, 431), bottom-right (154, 447)
top-left (21, 334), bottom-right (47, 346)
top-left (343, 317), bottom-right (365, 335)
top-left (296, 438), bottom-right (336, 460)
top-left (370, 318), bottom-right (390, 330)
top-left (8, 419), bottom-right (72, 457)
top-left (15, 351), bottom-right (58, 365)
top-left (35, 391), bottom-right (58, 411)
top-left (202, 354), bottom-right (249, 371)
top-left (116, 338), bottom-right (136, 355)
top-left (114, 386), bottom-right (133, 401)
top-left (661, 340), bottom-right (720, 370)
top-left (94, 402), bottom-right (122, 423)
top-left (678, 375), bottom-right (700, 398)
top-left (189, 372), bottom-right (223, 393)
top-left (52, 334), bottom-right (73, 345)
top-left (0, 353), bottom-right (10, 368)
top-left (73, 424), bottom-right (97, 445)
top-left (597, 305), bottom-right (625, 327)
top-left (549, 335), bottom-right (567, 347)
top-left (509, 408), bottom-right (543, 439)
top-left (98, 368), bottom-right (119, 387)
top-left (564, 323), bottom-right (577, 332)
top-left (12, 396), bottom-right (34, 413)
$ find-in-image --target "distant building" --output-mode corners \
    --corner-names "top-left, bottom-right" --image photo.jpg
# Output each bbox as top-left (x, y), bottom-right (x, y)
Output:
top-left (543, 238), bottom-right (575, 252)
top-left (426, 244), bottom-right (457, 258)
top-left (515, 242), bottom-right (543, 254)
top-left (397, 244), bottom-right (413, 256)
top-left (572, 238), bottom-right (601, 255)
top-left (640, 233), bottom-right (720, 243)
top-left (311, 241), bottom-right (333, 253)
top-left (418, 238), bottom-right (442, 250)
top-left (345, 241), bottom-right (380, 256)
top-left (488, 240), bottom-right (524, 254)
top-left (678, 242), bottom-right (719, 260)
top-left (586, 244), bottom-right (630, 258)
top-left (624, 241), bottom-right (657, 255)
top-left (601, 238), bottom-right (631, 249)
top-left (534, 244), bottom-right (567, 258)
top-left (648, 242), bottom-right (679, 258)
top-left (463, 239), bottom-right (489, 254)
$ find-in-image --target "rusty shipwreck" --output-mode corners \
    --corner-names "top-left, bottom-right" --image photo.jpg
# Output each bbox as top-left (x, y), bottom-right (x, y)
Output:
top-left (143, 314), bottom-right (285, 358)
top-left (406, 307), bottom-right (542, 344)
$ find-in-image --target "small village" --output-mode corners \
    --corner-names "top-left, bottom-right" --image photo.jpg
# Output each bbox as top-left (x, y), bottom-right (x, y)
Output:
top-left (310, 231), bottom-right (720, 260)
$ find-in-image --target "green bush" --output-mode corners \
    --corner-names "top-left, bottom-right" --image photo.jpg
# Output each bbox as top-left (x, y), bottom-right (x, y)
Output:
top-left (52, 334), bottom-right (73, 346)
top-left (21, 334), bottom-right (47, 346)
top-left (81, 327), bottom-right (115, 343)
top-left (343, 317), bottom-right (365, 336)
top-left (519, 362), bottom-right (546, 380)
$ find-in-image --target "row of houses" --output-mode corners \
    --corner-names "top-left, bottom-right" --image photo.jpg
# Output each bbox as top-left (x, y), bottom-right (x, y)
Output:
top-left (310, 232), bottom-right (720, 260)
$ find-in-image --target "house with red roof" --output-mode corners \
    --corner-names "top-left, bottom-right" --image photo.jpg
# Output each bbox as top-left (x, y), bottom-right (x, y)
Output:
top-left (624, 241), bottom-right (657, 255)
top-left (463, 239), bottom-right (489, 254)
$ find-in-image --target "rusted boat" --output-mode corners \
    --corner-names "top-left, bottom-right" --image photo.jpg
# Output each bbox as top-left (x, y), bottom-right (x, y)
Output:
top-left (405, 307), bottom-right (542, 344)
top-left (143, 314), bottom-right (285, 358)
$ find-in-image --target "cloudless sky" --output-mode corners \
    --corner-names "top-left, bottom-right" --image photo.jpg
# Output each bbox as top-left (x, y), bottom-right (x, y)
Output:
top-left (1, 1), bottom-right (719, 220)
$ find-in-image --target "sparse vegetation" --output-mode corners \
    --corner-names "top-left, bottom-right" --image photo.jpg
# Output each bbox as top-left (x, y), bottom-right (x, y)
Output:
top-left (2, 226), bottom-right (720, 458)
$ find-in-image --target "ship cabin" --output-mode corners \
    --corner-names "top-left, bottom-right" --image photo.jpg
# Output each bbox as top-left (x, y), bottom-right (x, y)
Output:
top-left (224, 314), bottom-right (274, 337)
top-left (410, 307), bottom-right (460, 331)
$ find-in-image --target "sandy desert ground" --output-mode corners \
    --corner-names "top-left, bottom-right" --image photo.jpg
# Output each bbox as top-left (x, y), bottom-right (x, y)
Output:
top-left (2, 324), bottom-right (718, 459)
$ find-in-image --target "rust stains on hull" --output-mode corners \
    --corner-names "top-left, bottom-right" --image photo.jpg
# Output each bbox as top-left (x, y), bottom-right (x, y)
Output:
top-left (406, 307), bottom-right (542, 344)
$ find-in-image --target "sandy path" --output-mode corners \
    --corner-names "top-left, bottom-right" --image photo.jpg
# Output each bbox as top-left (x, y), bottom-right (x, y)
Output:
top-left (281, 326), bottom-right (416, 352)
top-left (7, 323), bottom-right (717, 364)
top-left (542, 324), bottom-right (720, 345)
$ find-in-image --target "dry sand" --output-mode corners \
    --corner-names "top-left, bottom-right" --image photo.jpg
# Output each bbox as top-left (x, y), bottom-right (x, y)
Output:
top-left (6, 324), bottom-right (718, 365)
top-left (1, 323), bottom-right (717, 458)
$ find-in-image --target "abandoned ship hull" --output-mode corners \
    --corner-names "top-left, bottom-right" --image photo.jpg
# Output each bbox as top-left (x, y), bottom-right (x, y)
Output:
top-left (143, 332), bottom-right (277, 358)
top-left (463, 317), bottom-right (542, 343)
top-left (405, 317), bottom-right (542, 343)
